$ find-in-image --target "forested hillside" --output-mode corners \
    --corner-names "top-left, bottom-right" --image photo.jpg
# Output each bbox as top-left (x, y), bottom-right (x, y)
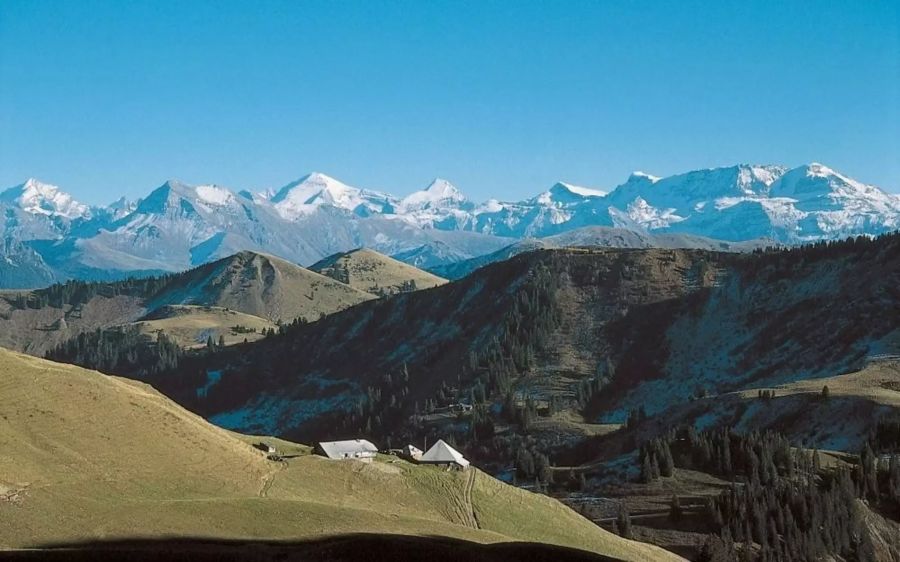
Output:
top-left (34, 233), bottom-right (900, 561)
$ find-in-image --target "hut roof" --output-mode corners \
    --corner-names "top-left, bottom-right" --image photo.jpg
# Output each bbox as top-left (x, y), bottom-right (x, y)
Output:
top-left (420, 439), bottom-right (469, 467)
top-left (317, 439), bottom-right (378, 459)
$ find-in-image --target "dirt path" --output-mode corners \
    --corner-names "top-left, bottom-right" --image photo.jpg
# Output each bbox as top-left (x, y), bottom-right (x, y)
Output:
top-left (463, 469), bottom-right (480, 529)
top-left (258, 461), bottom-right (285, 498)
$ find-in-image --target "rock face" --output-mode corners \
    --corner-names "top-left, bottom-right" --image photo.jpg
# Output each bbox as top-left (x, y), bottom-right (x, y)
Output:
top-left (1, 163), bottom-right (897, 288)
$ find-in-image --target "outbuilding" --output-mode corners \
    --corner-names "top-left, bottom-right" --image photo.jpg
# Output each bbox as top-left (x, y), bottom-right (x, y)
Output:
top-left (401, 444), bottom-right (423, 461)
top-left (419, 439), bottom-right (469, 470)
top-left (315, 439), bottom-right (378, 462)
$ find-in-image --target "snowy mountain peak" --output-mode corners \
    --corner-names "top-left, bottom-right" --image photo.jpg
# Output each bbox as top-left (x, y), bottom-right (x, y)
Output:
top-left (425, 178), bottom-right (463, 198)
top-left (399, 178), bottom-right (468, 213)
top-left (106, 196), bottom-right (140, 219)
top-left (806, 162), bottom-right (836, 178)
top-left (629, 171), bottom-right (662, 183)
top-left (194, 184), bottom-right (236, 206)
top-left (271, 172), bottom-right (396, 219)
top-left (270, 172), bottom-right (359, 218)
top-left (551, 182), bottom-right (607, 198)
top-left (0, 178), bottom-right (90, 219)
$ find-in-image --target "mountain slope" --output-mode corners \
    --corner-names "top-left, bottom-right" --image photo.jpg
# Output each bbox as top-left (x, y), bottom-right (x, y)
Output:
top-left (149, 250), bottom-right (376, 322)
top-left (132, 234), bottom-right (900, 455)
top-left (0, 251), bottom-right (374, 356)
top-left (2, 163), bottom-right (896, 289)
top-left (310, 248), bottom-right (448, 295)
top-left (0, 348), bottom-right (681, 561)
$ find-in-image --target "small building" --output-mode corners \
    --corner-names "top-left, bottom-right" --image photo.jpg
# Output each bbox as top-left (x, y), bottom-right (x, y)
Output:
top-left (315, 439), bottom-right (378, 462)
top-left (449, 403), bottom-right (473, 413)
top-left (255, 442), bottom-right (276, 454)
top-left (400, 444), bottom-right (423, 461)
top-left (419, 439), bottom-right (470, 470)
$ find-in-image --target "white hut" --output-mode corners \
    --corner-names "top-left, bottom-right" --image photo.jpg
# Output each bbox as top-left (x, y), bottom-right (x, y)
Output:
top-left (315, 439), bottom-right (378, 462)
top-left (419, 439), bottom-right (469, 470)
top-left (401, 444), bottom-right (423, 461)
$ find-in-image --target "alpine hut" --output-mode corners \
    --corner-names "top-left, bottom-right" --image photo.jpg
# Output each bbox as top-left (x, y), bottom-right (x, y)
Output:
top-left (419, 439), bottom-right (469, 470)
top-left (315, 439), bottom-right (378, 462)
top-left (401, 444), bottom-right (423, 461)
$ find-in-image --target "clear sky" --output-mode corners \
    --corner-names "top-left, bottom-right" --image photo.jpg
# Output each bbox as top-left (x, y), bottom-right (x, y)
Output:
top-left (1, 0), bottom-right (898, 205)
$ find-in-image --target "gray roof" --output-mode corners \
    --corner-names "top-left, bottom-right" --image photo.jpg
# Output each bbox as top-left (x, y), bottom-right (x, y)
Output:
top-left (420, 439), bottom-right (469, 467)
top-left (317, 439), bottom-right (378, 459)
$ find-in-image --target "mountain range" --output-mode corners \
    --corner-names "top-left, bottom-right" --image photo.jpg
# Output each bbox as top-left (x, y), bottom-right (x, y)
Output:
top-left (1, 162), bottom-right (898, 288)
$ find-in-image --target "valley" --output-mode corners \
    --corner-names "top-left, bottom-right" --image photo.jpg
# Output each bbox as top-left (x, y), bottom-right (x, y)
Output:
top-left (6, 2), bottom-right (898, 559)
top-left (4, 229), bottom-right (900, 561)
top-left (0, 348), bottom-right (679, 561)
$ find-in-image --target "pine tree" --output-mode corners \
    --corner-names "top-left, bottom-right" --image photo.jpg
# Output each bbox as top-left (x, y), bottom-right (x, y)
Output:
top-left (616, 501), bottom-right (633, 539)
top-left (669, 494), bottom-right (682, 522)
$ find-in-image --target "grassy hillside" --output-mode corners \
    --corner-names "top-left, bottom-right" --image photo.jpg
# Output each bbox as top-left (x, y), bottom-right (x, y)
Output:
top-left (0, 348), bottom-right (680, 561)
top-left (310, 248), bottom-right (448, 296)
top-left (631, 357), bottom-right (900, 453)
top-left (133, 305), bottom-right (277, 348)
top-left (150, 251), bottom-right (375, 323)
top-left (0, 250), bottom-right (375, 356)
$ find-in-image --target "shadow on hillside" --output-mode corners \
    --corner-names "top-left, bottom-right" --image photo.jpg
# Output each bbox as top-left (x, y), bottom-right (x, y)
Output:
top-left (3, 534), bottom-right (625, 562)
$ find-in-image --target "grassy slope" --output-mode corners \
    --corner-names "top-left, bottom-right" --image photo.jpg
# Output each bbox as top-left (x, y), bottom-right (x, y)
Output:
top-left (0, 251), bottom-right (377, 356)
top-left (0, 349), bottom-right (681, 561)
top-left (151, 251), bottom-right (376, 323)
top-left (310, 248), bottom-right (448, 295)
top-left (564, 360), bottom-right (900, 476)
top-left (133, 305), bottom-right (276, 348)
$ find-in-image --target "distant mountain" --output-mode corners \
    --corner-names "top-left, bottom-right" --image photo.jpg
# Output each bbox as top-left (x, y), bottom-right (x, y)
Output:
top-left (270, 172), bottom-right (398, 219)
top-left (310, 248), bottom-right (448, 296)
top-left (602, 163), bottom-right (900, 242)
top-left (432, 226), bottom-right (772, 279)
top-left (1, 163), bottom-right (897, 288)
top-left (0, 178), bottom-right (90, 220)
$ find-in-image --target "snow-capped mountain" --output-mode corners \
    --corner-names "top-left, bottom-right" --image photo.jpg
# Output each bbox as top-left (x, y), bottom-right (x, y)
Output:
top-left (464, 181), bottom-right (631, 238)
top-left (1, 163), bottom-right (897, 288)
top-left (601, 164), bottom-right (900, 242)
top-left (271, 172), bottom-right (398, 219)
top-left (0, 178), bottom-right (91, 220)
top-left (399, 178), bottom-right (470, 212)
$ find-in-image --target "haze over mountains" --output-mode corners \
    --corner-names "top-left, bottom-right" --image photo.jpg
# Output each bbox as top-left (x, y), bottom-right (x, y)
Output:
top-left (2, 163), bottom-right (898, 288)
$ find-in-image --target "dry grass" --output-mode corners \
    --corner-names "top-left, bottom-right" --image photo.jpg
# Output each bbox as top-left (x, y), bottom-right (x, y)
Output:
top-left (752, 359), bottom-right (900, 407)
top-left (154, 251), bottom-right (376, 323)
top-left (310, 248), bottom-right (448, 296)
top-left (0, 349), bottom-right (682, 561)
top-left (133, 305), bottom-right (276, 348)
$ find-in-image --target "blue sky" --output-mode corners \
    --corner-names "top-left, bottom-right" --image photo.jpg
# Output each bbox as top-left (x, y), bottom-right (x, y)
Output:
top-left (1, 0), bottom-right (898, 204)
